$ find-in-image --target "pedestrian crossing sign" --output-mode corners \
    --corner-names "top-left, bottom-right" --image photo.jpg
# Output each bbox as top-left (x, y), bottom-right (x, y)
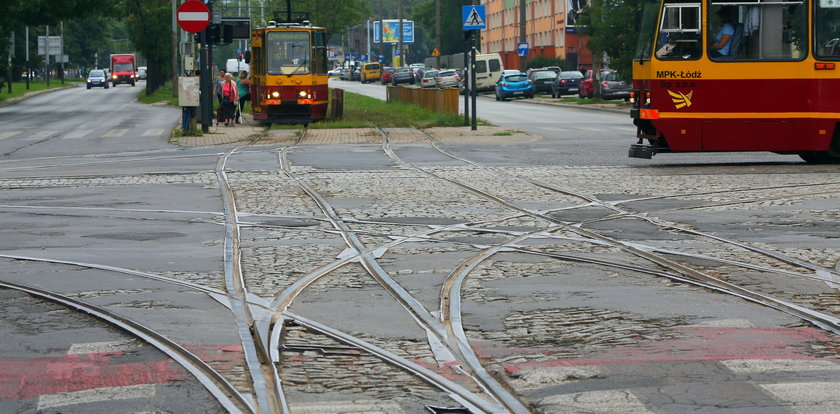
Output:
top-left (462, 5), bottom-right (486, 30)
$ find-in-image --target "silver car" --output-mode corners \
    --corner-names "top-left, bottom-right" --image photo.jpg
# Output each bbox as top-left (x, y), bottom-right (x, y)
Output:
top-left (420, 70), bottom-right (439, 88)
top-left (435, 70), bottom-right (460, 88)
top-left (599, 70), bottom-right (631, 101)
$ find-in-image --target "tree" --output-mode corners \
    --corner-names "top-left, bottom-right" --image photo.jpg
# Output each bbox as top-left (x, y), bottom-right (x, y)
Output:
top-left (578, 0), bottom-right (642, 81)
top-left (122, 0), bottom-right (171, 95)
top-left (413, 0), bottom-right (474, 57)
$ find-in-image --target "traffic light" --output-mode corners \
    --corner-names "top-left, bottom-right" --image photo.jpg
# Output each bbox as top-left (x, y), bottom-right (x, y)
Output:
top-left (207, 24), bottom-right (221, 44)
top-left (222, 24), bottom-right (233, 45)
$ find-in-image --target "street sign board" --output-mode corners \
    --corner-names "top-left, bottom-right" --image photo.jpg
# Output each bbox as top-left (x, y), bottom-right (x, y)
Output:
top-left (431, 48), bottom-right (441, 57)
top-left (462, 6), bottom-right (486, 30)
top-left (518, 42), bottom-right (529, 57)
top-left (360, 54), bottom-right (368, 63)
top-left (222, 17), bottom-right (251, 40)
top-left (372, 20), bottom-right (415, 44)
top-left (177, 0), bottom-right (211, 33)
top-left (37, 36), bottom-right (62, 56)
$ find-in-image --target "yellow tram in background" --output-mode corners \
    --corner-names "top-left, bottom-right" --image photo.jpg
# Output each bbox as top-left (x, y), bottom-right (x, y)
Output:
top-left (246, 11), bottom-right (328, 125)
top-left (630, 0), bottom-right (840, 163)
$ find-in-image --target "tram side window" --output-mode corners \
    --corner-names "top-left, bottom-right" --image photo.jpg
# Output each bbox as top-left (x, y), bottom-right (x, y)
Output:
top-left (314, 31), bottom-right (328, 75)
top-left (709, 1), bottom-right (807, 61)
top-left (815, 0), bottom-right (840, 59)
top-left (656, 3), bottom-right (702, 60)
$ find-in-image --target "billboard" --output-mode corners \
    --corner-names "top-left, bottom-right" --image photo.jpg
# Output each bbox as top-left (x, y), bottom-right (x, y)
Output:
top-left (566, 0), bottom-right (590, 33)
top-left (373, 20), bottom-right (415, 44)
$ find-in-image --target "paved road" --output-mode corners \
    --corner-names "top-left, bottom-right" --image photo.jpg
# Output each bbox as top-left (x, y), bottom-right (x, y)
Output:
top-left (0, 80), bottom-right (838, 413)
top-left (330, 78), bottom-right (806, 166)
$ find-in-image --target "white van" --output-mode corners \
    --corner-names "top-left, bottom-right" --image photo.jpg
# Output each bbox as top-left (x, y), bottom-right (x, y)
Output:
top-left (226, 59), bottom-right (250, 75)
top-left (467, 53), bottom-right (504, 91)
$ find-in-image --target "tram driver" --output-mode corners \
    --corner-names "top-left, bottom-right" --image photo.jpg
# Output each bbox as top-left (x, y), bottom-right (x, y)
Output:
top-left (709, 8), bottom-right (735, 58)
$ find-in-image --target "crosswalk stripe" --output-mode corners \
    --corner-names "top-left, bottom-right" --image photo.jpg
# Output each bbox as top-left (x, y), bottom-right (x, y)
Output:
top-left (103, 128), bottom-right (129, 138)
top-left (0, 130), bottom-right (23, 141)
top-left (142, 128), bottom-right (165, 137)
top-left (757, 382), bottom-right (840, 413)
top-left (64, 130), bottom-right (91, 139)
top-left (288, 400), bottom-right (405, 413)
top-left (25, 130), bottom-right (58, 141)
top-left (37, 384), bottom-right (155, 410)
top-left (722, 359), bottom-right (840, 374)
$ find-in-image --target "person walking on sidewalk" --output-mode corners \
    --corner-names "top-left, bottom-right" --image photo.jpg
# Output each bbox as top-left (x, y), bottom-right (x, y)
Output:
top-left (221, 73), bottom-right (239, 127)
top-left (235, 71), bottom-right (251, 124)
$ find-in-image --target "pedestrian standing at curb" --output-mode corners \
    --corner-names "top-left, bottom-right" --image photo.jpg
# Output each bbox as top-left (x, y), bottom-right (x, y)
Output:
top-left (235, 71), bottom-right (251, 124)
top-left (213, 69), bottom-right (226, 105)
top-left (221, 73), bottom-right (239, 127)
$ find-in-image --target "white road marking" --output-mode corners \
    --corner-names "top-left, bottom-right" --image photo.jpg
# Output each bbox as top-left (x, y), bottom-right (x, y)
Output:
top-left (37, 384), bottom-right (155, 410)
top-left (25, 130), bottom-right (57, 141)
top-left (288, 400), bottom-right (405, 413)
top-left (537, 389), bottom-right (655, 413)
top-left (758, 382), bottom-right (840, 414)
top-left (576, 127), bottom-right (607, 132)
top-left (67, 340), bottom-right (138, 355)
top-left (691, 319), bottom-right (755, 328)
top-left (102, 128), bottom-right (129, 138)
top-left (722, 359), bottom-right (840, 374)
top-left (612, 126), bottom-right (637, 132)
top-left (0, 130), bottom-right (23, 141)
top-left (142, 128), bottom-right (164, 137)
top-left (64, 129), bottom-right (91, 139)
top-left (540, 127), bottom-right (567, 133)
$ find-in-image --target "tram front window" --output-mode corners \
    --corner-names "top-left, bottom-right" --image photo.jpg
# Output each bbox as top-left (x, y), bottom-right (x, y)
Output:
top-left (266, 31), bottom-right (311, 75)
top-left (709, 1), bottom-right (807, 61)
top-left (815, 0), bottom-right (840, 59)
top-left (655, 2), bottom-right (702, 60)
top-left (634, 0), bottom-right (662, 61)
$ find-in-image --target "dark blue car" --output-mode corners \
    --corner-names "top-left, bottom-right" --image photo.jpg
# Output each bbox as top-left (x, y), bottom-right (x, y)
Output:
top-left (551, 71), bottom-right (583, 97)
top-left (494, 73), bottom-right (534, 101)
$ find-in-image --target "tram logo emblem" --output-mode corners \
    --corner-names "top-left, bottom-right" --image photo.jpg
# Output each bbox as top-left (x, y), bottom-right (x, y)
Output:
top-left (668, 90), bottom-right (694, 109)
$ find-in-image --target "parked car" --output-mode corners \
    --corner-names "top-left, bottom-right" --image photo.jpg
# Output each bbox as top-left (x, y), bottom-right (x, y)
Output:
top-left (551, 70), bottom-right (584, 97)
top-left (391, 67), bottom-right (415, 85)
top-left (435, 69), bottom-right (460, 88)
top-left (361, 62), bottom-right (381, 83)
top-left (381, 67), bottom-right (395, 84)
top-left (420, 70), bottom-right (439, 88)
top-left (494, 72), bottom-right (533, 101)
top-left (528, 69), bottom-right (556, 95)
top-left (579, 69), bottom-right (631, 100)
top-left (86, 69), bottom-right (109, 89)
top-left (339, 67), bottom-right (351, 80)
top-left (328, 67), bottom-right (343, 76)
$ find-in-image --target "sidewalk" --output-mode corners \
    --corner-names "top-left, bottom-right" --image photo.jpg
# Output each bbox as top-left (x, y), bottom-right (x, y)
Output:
top-left (173, 113), bottom-right (269, 147)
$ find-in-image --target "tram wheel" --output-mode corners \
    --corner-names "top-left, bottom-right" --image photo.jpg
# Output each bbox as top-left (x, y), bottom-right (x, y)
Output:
top-left (798, 151), bottom-right (840, 164)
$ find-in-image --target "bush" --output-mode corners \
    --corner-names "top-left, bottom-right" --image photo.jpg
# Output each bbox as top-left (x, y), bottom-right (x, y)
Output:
top-left (524, 57), bottom-right (571, 71)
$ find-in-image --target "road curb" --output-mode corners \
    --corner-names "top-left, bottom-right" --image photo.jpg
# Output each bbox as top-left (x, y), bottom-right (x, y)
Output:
top-left (476, 93), bottom-right (630, 115)
top-left (0, 82), bottom-right (82, 108)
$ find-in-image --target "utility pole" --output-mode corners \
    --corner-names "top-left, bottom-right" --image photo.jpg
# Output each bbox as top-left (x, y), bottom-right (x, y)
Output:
top-left (45, 25), bottom-right (50, 86)
top-left (519, 0), bottom-right (526, 71)
top-left (172, 0), bottom-right (179, 97)
top-left (60, 22), bottom-right (64, 84)
top-left (398, 2), bottom-right (404, 67)
top-left (7, 31), bottom-right (13, 94)
top-left (435, 0), bottom-right (440, 68)
top-left (25, 26), bottom-right (30, 90)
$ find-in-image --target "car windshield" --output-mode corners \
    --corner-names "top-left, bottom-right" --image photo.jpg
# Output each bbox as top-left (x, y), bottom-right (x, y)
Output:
top-left (561, 71), bottom-right (583, 79)
top-left (89, 70), bottom-right (104, 77)
top-left (505, 74), bottom-right (527, 82)
top-left (532, 71), bottom-right (555, 80)
top-left (439, 70), bottom-right (456, 77)
top-left (396, 68), bottom-right (410, 73)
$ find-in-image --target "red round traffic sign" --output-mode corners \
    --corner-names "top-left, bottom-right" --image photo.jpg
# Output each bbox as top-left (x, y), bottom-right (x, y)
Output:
top-left (177, 0), bottom-right (210, 33)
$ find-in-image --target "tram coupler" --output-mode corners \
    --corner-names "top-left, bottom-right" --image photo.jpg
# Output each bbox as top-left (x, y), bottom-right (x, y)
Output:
top-left (629, 143), bottom-right (656, 159)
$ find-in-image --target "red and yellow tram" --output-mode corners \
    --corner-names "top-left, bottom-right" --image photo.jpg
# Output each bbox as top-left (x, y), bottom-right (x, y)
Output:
top-left (630, 0), bottom-right (840, 163)
top-left (247, 12), bottom-right (328, 125)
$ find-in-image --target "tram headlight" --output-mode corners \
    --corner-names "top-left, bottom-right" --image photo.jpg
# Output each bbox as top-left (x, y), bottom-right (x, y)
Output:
top-left (297, 90), bottom-right (312, 99)
top-left (271, 91), bottom-right (280, 98)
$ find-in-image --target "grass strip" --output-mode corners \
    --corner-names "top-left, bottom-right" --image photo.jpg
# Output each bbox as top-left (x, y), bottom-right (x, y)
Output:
top-left (0, 80), bottom-right (81, 102)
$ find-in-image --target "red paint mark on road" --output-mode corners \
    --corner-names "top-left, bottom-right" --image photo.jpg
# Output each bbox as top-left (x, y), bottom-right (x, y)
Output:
top-left (0, 352), bottom-right (185, 400)
top-left (1, 344), bottom-right (246, 402)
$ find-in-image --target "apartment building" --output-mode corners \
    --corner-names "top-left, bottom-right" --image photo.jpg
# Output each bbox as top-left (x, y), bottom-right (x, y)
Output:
top-left (481, 0), bottom-right (592, 71)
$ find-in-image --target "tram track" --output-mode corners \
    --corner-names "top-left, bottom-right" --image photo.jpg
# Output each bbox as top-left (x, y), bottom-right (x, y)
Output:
top-left (376, 127), bottom-right (840, 335)
top-left (0, 279), bottom-right (255, 413)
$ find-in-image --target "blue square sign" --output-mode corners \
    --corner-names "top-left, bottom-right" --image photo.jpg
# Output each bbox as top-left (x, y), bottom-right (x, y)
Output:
top-left (518, 42), bottom-right (529, 57)
top-left (462, 5), bottom-right (486, 30)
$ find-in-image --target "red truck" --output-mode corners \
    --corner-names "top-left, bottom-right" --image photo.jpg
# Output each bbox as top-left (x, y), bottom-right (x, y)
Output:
top-left (110, 54), bottom-right (136, 87)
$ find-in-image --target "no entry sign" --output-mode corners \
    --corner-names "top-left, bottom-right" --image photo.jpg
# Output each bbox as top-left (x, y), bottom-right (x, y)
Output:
top-left (177, 0), bottom-right (210, 33)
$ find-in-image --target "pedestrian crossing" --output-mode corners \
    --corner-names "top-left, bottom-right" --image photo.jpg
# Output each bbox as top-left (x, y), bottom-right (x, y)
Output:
top-left (0, 127), bottom-right (168, 142)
